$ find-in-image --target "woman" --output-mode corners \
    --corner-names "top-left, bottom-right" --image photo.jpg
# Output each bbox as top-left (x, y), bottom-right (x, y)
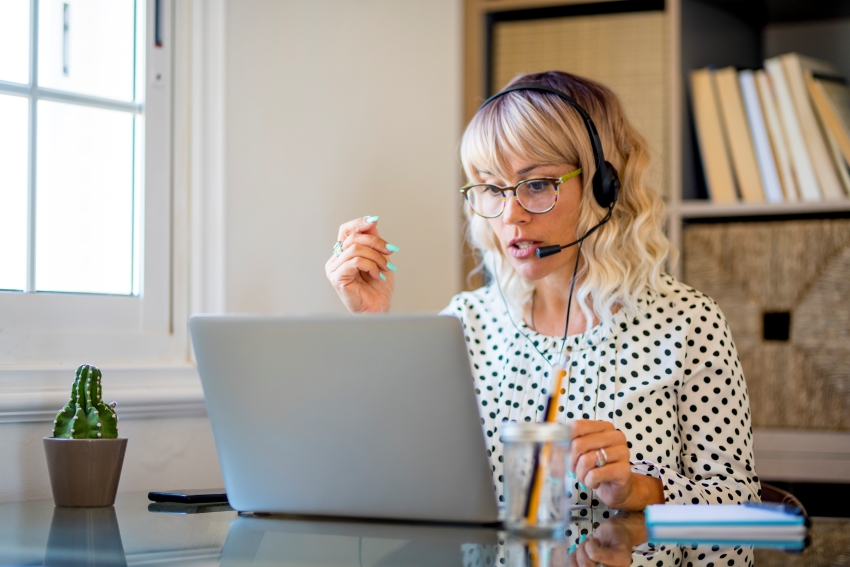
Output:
top-left (326, 71), bottom-right (760, 513)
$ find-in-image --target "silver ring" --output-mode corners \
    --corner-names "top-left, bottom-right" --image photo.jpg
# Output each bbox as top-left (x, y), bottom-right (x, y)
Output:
top-left (333, 241), bottom-right (344, 257)
top-left (594, 448), bottom-right (608, 468)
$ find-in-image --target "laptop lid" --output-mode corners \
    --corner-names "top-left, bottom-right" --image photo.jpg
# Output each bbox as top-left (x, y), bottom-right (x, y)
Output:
top-left (189, 314), bottom-right (499, 523)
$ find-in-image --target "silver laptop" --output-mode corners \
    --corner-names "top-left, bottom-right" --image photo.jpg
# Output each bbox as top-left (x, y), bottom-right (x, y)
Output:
top-left (189, 314), bottom-right (500, 524)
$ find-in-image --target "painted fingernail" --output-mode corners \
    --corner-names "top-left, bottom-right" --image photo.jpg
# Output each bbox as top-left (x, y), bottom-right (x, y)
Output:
top-left (379, 272), bottom-right (387, 281)
top-left (386, 262), bottom-right (397, 272)
top-left (365, 215), bottom-right (380, 223)
top-left (386, 243), bottom-right (400, 252)
top-left (579, 482), bottom-right (587, 491)
top-left (568, 533), bottom-right (588, 554)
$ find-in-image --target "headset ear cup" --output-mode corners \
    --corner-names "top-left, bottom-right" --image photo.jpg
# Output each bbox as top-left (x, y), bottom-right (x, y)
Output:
top-left (593, 161), bottom-right (620, 209)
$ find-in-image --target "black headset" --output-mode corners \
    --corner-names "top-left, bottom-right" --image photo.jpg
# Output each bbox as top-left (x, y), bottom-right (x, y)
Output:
top-left (478, 85), bottom-right (621, 211)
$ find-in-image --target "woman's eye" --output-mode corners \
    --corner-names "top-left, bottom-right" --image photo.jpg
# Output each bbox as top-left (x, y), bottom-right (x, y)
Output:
top-left (526, 180), bottom-right (553, 192)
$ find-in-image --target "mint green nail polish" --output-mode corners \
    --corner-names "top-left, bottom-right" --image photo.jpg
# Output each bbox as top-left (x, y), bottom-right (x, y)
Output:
top-left (365, 215), bottom-right (379, 223)
top-left (379, 272), bottom-right (387, 281)
top-left (386, 262), bottom-right (397, 272)
top-left (579, 482), bottom-right (587, 491)
top-left (386, 243), bottom-right (400, 252)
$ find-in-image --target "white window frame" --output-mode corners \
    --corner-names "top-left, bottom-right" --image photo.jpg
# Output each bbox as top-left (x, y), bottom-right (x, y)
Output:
top-left (0, 0), bottom-right (226, 422)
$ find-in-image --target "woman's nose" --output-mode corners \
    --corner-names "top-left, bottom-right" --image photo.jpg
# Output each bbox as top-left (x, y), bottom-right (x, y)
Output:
top-left (502, 190), bottom-right (529, 224)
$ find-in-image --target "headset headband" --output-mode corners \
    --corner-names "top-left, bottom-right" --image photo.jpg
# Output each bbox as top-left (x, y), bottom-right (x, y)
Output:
top-left (478, 84), bottom-right (620, 209)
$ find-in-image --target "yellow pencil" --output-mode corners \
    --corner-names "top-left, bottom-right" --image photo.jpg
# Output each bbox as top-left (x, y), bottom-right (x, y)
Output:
top-left (525, 363), bottom-right (567, 525)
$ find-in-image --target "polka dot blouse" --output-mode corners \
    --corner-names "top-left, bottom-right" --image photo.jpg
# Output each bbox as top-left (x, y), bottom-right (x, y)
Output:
top-left (441, 274), bottom-right (761, 514)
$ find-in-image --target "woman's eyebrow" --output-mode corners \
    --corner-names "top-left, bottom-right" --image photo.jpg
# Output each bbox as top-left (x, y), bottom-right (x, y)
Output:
top-left (516, 163), bottom-right (555, 175)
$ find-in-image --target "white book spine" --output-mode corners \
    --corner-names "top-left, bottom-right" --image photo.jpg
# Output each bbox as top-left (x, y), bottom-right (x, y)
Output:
top-left (765, 57), bottom-right (821, 201)
top-left (740, 70), bottom-right (784, 203)
top-left (756, 70), bottom-right (799, 201)
top-left (783, 54), bottom-right (845, 200)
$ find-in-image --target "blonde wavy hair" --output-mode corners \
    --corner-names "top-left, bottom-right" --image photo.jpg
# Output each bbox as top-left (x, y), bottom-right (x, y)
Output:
top-left (460, 71), bottom-right (674, 332)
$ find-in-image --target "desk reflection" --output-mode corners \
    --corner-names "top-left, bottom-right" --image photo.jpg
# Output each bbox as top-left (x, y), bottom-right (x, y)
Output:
top-left (44, 506), bottom-right (127, 567)
top-left (218, 510), bottom-right (755, 567)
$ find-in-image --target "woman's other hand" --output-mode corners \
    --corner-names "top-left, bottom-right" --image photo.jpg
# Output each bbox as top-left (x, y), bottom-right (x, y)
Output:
top-left (571, 512), bottom-right (648, 567)
top-left (326, 216), bottom-right (397, 314)
top-left (570, 419), bottom-right (664, 511)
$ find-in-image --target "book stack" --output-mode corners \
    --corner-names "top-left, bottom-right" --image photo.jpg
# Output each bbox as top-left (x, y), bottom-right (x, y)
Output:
top-left (690, 53), bottom-right (850, 204)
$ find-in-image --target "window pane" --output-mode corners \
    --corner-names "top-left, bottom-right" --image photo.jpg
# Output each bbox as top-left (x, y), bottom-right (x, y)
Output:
top-left (0, 94), bottom-right (29, 291)
top-left (0, 0), bottom-right (30, 84)
top-left (36, 100), bottom-right (135, 295)
top-left (38, 0), bottom-right (135, 101)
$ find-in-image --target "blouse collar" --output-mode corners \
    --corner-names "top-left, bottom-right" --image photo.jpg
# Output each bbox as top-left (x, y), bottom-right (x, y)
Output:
top-left (508, 284), bottom-right (659, 353)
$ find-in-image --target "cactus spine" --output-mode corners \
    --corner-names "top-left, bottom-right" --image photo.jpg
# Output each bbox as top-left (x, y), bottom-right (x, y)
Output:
top-left (52, 364), bottom-right (118, 439)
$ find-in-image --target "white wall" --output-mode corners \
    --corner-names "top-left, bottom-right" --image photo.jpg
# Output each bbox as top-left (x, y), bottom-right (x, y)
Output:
top-left (0, 0), bottom-right (463, 504)
top-left (225, 0), bottom-right (463, 314)
top-left (0, 418), bottom-right (222, 503)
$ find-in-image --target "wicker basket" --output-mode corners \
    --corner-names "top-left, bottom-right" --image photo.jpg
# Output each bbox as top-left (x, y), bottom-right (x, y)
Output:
top-left (683, 220), bottom-right (850, 431)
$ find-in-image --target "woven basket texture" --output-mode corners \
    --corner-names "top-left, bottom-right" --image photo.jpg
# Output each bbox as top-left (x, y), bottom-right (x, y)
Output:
top-left (683, 220), bottom-right (850, 431)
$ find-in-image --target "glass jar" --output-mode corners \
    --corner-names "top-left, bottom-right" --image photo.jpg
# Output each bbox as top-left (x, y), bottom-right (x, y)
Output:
top-left (500, 422), bottom-right (572, 535)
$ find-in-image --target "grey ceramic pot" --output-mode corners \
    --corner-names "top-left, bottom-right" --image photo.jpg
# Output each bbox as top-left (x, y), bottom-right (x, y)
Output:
top-left (43, 437), bottom-right (128, 507)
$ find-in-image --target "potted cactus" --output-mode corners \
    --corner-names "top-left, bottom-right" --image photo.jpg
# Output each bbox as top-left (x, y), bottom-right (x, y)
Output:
top-left (43, 364), bottom-right (127, 507)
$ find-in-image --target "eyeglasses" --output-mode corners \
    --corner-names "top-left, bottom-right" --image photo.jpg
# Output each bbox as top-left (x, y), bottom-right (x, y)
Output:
top-left (460, 168), bottom-right (582, 218)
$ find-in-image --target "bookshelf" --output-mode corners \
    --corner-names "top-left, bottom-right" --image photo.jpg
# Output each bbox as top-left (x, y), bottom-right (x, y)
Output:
top-left (463, 0), bottom-right (850, 483)
top-left (671, 0), bottom-right (850, 276)
top-left (679, 200), bottom-right (850, 219)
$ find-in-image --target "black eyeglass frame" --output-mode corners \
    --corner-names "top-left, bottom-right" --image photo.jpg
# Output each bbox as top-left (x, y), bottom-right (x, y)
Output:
top-left (459, 168), bottom-right (582, 219)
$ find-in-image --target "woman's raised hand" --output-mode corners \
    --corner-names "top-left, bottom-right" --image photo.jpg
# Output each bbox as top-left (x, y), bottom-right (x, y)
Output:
top-left (325, 216), bottom-right (397, 314)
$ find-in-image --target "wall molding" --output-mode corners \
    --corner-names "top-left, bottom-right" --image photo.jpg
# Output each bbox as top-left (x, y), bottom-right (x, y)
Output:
top-left (753, 428), bottom-right (850, 483)
top-left (0, 364), bottom-right (205, 424)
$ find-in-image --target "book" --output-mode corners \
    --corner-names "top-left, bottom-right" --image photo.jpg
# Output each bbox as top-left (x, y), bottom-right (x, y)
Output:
top-left (714, 67), bottom-right (765, 202)
top-left (739, 70), bottom-right (784, 203)
top-left (646, 503), bottom-right (807, 545)
top-left (690, 68), bottom-right (738, 203)
top-left (779, 53), bottom-right (845, 200)
top-left (755, 70), bottom-right (799, 201)
top-left (765, 56), bottom-right (821, 201)
top-left (823, 124), bottom-right (850, 196)
top-left (807, 72), bottom-right (850, 172)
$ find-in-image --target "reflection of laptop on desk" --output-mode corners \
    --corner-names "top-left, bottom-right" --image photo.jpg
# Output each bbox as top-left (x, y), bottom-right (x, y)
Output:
top-left (189, 314), bottom-right (499, 524)
top-left (220, 515), bottom-right (499, 567)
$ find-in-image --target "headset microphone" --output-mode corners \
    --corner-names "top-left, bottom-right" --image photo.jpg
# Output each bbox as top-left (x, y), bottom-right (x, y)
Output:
top-left (536, 205), bottom-right (614, 258)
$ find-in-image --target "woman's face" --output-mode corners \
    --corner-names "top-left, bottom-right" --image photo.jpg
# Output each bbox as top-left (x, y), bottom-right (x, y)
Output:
top-left (481, 155), bottom-right (584, 283)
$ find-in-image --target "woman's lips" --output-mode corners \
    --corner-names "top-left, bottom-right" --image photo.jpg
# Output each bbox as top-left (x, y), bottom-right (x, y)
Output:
top-left (508, 241), bottom-right (541, 258)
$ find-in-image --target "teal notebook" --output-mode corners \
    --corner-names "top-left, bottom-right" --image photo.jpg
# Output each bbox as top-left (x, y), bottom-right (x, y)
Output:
top-left (646, 503), bottom-right (806, 546)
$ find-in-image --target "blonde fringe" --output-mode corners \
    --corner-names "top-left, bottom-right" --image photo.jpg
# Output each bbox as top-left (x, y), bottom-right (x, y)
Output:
top-left (460, 72), bottom-right (676, 332)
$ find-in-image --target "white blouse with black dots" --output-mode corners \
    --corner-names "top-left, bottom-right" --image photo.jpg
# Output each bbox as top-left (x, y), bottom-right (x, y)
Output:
top-left (441, 274), bottom-right (761, 515)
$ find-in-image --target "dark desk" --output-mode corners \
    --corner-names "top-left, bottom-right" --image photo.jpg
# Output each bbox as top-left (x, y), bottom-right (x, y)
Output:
top-left (0, 493), bottom-right (846, 566)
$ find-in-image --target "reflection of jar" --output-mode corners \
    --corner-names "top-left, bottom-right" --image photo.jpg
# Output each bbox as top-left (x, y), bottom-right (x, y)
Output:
top-left (504, 534), bottom-right (571, 567)
top-left (500, 422), bottom-right (572, 535)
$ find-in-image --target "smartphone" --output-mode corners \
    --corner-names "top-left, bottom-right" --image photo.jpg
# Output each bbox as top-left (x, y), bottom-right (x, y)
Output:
top-left (148, 489), bottom-right (228, 504)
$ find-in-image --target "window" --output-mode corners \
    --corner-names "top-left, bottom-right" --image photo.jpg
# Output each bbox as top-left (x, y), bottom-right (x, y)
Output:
top-left (0, 0), bottom-right (183, 367)
top-left (1, 0), bottom-right (144, 294)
